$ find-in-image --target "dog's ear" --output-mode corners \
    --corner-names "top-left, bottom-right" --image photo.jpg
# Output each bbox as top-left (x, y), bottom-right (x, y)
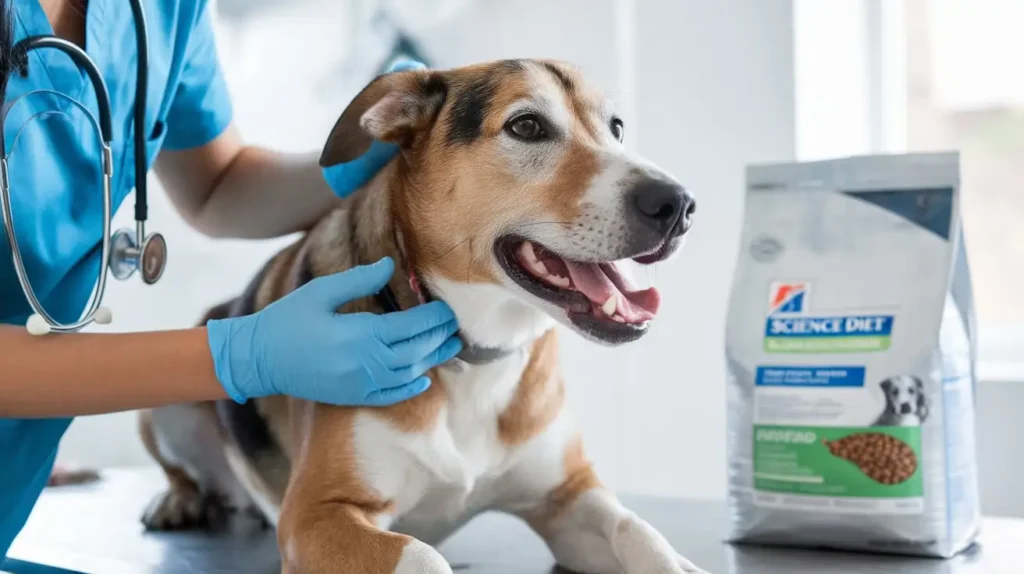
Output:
top-left (915, 378), bottom-right (929, 420)
top-left (880, 379), bottom-right (893, 393)
top-left (319, 69), bottom-right (448, 168)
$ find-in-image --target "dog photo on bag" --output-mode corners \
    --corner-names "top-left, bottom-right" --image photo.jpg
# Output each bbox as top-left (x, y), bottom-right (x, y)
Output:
top-left (872, 375), bottom-right (930, 427)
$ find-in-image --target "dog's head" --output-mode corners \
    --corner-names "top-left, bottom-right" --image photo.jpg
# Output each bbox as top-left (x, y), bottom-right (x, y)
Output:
top-left (320, 60), bottom-right (693, 348)
top-left (879, 375), bottom-right (929, 421)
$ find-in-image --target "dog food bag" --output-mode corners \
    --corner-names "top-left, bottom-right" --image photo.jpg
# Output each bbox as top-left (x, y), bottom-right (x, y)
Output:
top-left (724, 152), bottom-right (981, 557)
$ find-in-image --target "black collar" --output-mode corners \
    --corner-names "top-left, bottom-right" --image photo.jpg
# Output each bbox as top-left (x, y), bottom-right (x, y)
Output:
top-left (293, 235), bottom-right (517, 366)
top-left (374, 283), bottom-right (517, 365)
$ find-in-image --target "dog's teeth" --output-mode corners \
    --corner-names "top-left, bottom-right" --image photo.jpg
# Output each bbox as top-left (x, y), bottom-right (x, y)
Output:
top-left (532, 260), bottom-right (549, 276)
top-left (601, 295), bottom-right (617, 316)
top-left (521, 241), bottom-right (538, 263)
top-left (550, 275), bottom-right (570, 288)
top-left (613, 314), bottom-right (626, 323)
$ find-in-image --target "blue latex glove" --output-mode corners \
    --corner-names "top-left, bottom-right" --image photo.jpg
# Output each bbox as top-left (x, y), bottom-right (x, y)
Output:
top-left (322, 59), bottom-right (428, 198)
top-left (206, 257), bottom-right (461, 406)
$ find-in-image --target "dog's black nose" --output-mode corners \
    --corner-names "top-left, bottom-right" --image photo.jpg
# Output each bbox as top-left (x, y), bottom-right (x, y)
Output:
top-left (900, 403), bottom-right (913, 414)
top-left (630, 179), bottom-right (695, 236)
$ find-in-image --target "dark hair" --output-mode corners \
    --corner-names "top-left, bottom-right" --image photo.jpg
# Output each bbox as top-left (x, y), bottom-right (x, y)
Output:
top-left (1, 0), bottom-right (15, 104)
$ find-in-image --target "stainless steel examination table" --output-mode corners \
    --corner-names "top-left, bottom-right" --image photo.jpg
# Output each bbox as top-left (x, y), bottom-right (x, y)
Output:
top-left (6, 468), bottom-right (1022, 573)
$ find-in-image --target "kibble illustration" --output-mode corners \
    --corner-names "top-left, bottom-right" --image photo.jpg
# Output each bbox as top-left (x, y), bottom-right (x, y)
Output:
top-left (823, 432), bottom-right (917, 485)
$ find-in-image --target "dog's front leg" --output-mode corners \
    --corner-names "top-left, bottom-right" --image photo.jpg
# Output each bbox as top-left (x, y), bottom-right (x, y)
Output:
top-left (535, 488), bottom-right (708, 574)
top-left (277, 405), bottom-right (453, 574)
top-left (514, 438), bottom-right (708, 574)
top-left (277, 500), bottom-right (452, 574)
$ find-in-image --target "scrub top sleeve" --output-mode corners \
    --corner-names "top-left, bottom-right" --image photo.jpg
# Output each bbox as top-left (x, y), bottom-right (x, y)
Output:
top-left (161, 5), bottom-right (234, 151)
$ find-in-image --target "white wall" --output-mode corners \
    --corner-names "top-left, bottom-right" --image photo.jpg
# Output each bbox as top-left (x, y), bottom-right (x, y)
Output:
top-left (57, 0), bottom-right (797, 502)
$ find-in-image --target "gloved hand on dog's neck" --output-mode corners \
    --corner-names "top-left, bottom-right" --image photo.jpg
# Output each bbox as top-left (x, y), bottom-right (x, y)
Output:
top-left (207, 256), bottom-right (463, 407)
top-left (374, 242), bottom-right (521, 367)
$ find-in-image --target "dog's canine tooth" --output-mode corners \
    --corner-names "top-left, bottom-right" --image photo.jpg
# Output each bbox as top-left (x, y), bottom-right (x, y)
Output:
top-left (532, 260), bottom-right (549, 277)
top-left (602, 295), bottom-right (617, 316)
top-left (550, 275), bottom-right (570, 288)
top-left (521, 240), bottom-right (538, 263)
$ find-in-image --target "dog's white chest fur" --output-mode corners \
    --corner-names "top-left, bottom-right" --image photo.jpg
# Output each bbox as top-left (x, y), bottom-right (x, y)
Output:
top-left (351, 352), bottom-right (532, 536)
top-left (890, 413), bottom-right (922, 426)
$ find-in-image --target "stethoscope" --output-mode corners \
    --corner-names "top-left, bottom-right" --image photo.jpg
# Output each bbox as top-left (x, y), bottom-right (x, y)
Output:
top-left (0, 0), bottom-right (166, 336)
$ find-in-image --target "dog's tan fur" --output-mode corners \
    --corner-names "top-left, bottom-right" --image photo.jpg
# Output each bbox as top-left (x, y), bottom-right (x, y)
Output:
top-left (139, 59), bottom-right (703, 573)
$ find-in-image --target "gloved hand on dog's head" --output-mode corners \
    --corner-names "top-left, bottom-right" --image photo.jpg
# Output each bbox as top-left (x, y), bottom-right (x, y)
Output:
top-left (321, 59), bottom-right (428, 198)
top-left (206, 256), bottom-right (462, 407)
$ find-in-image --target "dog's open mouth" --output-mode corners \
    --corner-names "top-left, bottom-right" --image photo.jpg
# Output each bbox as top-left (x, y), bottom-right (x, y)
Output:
top-left (495, 236), bottom-right (662, 343)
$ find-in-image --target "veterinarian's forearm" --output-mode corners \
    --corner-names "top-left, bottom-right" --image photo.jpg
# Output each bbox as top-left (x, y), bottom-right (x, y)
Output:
top-left (0, 326), bottom-right (227, 417)
top-left (193, 146), bottom-right (339, 239)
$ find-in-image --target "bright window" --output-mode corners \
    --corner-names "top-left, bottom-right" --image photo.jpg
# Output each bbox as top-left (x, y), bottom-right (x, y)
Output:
top-left (905, 0), bottom-right (1024, 374)
top-left (795, 0), bottom-right (1024, 378)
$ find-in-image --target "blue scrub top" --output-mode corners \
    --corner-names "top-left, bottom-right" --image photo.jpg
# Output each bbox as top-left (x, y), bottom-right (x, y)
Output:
top-left (0, 0), bottom-right (233, 558)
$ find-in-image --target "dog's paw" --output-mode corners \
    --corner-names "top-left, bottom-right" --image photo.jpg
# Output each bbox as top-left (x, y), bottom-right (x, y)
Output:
top-left (141, 488), bottom-right (226, 531)
top-left (393, 539), bottom-right (454, 574)
top-left (612, 515), bottom-right (710, 574)
top-left (47, 463), bottom-right (100, 487)
top-left (673, 553), bottom-right (711, 574)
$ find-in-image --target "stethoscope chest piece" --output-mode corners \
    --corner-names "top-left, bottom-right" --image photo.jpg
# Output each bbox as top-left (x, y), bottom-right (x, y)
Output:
top-left (109, 229), bottom-right (137, 281)
top-left (140, 232), bottom-right (166, 285)
top-left (110, 227), bottom-right (167, 284)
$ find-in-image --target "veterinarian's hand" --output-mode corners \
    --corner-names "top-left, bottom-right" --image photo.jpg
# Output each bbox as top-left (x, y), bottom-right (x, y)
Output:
top-left (322, 59), bottom-right (428, 198)
top-left (206, 257), bottom-right (462, 406)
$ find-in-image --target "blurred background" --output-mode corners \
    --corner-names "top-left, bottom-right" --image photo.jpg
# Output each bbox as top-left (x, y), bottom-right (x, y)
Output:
top-left (61, 0), bottom-right (1024, 517)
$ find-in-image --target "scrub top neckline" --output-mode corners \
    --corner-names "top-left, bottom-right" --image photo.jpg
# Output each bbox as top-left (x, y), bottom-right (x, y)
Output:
top-left (11, 0), bottom-right (110, 103)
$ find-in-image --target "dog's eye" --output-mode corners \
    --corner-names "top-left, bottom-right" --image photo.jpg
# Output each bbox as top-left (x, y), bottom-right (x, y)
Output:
top-left (610, 117), bottom-right (624, 142)
top-left (505, 114), bottom-right (546, 141)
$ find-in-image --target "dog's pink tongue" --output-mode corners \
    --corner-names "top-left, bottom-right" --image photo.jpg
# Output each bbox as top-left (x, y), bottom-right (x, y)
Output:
top-left (562, 260), bottom-right (660, 322)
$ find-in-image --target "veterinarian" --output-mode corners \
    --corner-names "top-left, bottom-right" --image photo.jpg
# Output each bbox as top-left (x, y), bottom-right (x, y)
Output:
top-left (0, 0), bottom-right (461, 560)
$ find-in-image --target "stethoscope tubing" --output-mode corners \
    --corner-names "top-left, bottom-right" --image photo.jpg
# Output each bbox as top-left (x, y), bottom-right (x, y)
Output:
top-left (0, 88), bottom-right (115, 332)
top-left (128, 0), bottom-right (148, 224)
top-left (0, 0), bottom-right (157, 333)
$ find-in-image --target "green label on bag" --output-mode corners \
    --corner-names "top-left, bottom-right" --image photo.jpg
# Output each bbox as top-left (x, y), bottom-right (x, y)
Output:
top-left (764, 336), bottom-right (892, 353)
top-left (753, 425), bottom-right (923, 498)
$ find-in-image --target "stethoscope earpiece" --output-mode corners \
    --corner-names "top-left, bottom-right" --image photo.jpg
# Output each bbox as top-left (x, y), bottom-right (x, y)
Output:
top-left (2, 0), bottom-right (162, 336)
top-left (93, 307), bottom-right (113, 324)
top-left (26, 314), bottom-right (50, 336)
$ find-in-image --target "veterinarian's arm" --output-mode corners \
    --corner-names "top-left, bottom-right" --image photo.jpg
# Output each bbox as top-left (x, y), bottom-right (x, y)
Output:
top-left (155, 125), bottom-right (341, 239)
top-left (0, 325), bottom-right (229, 417)
top-left (0, 260), bottom-right (461, 418)
top-left (155, 60), bottom-right (426, 240)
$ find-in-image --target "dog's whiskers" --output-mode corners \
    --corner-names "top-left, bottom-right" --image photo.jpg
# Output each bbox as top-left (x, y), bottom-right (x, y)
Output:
top-left (465, 239), bottom-right (476, 282)
top-left (427, 238), bottom-right (472, 265)
top-left (516, 221), bottom-right (573, 229)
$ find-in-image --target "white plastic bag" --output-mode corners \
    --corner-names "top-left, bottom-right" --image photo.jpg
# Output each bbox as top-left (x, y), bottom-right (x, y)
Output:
top-left (725, 152), bottom-right (981, 557)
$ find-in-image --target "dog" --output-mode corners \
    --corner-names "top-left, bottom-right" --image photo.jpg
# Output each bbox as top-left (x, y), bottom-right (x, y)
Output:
top-left (872, 375), bottom-right (929, 426)
top-left (138, 59), bottom-right (703, 574)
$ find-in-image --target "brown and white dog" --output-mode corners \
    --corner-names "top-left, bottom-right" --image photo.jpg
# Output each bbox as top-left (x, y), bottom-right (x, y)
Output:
top-left (138, 59), bottom-right (702, 574)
